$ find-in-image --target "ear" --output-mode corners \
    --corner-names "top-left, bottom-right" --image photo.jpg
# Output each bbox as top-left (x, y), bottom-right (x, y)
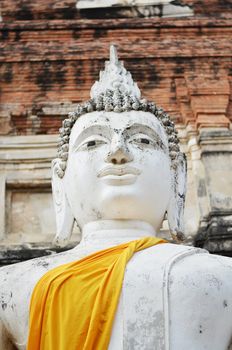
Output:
top-left (167, 153), bottom-right (187, 242)
top-left (51, 159), bottom-right (75, 247)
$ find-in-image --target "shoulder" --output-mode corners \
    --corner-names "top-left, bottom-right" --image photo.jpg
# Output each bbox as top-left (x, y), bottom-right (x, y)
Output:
top-left (167, 248), bottom-right (232, 309)
top-left (0, 254), bottom-right (56, 319)
top-left (0, 245), bottom-right (90, 296)
top-left (0, 250), bottom-right (79, 312)
top-left (129, 242), bottom-right (201, 271)
top-left (0, 248), bottom-right (83, 288)
top-left (128, 243), bottom-right (232, 292)
top-left (133, 241), bottom-right (232, 272)
top-left (170, 248), bottom-right (232, 281)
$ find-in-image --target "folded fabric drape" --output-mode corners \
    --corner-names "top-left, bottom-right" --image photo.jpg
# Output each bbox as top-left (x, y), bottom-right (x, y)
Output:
top-left (27, 236), bottom-right (166, 350)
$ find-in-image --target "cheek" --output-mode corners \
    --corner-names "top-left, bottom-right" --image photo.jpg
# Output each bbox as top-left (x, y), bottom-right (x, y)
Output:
top-left (137, 151), bottom-right (171, 193)
top-left (136, 149), bottom-right (170, 171)
top-left (65, 152), bottom-right (104, 192)
top-left (68, 152), bottom-right (98, 173)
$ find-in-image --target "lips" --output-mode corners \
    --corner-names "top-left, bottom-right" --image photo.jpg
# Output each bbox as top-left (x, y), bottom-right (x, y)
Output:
top-left (97, 165), bottom-right (141, 186)
top-left (97, 165), bottom-right (141, 178)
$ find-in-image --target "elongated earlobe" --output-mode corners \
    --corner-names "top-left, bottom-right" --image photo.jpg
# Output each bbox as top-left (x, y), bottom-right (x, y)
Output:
top-left (167, 153), bottom-right (187, 242)
top-left (52, 159), bottom-right (75, 247)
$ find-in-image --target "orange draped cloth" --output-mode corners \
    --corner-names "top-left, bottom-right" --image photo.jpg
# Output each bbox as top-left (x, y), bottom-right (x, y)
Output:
top-left (27, 236), bottom-right (166, 350)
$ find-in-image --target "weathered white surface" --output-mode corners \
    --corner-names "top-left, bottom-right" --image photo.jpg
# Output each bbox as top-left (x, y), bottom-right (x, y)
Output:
top-left (1, 229), bottom-right (232, 349)
top-left (0, 108), bottom-right (232, 349)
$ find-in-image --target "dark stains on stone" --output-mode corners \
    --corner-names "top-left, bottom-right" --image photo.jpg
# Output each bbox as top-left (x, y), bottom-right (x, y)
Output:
top-left (188, 60), bottom-right (196, 72)
top-left (35, 60), bottom-right (66, 91)
top-left (79, 7), bottom-right (124, 19)
top-left (128, 59), bottom-right (161, 85)
top-left (0, 243), bottom-right (76, 267)
top-left (194, 211), bottom-right (232, 256)
top-left (197, 179), bottom-right (207, 197)
top-left (73, 61), bottom-right (85, 87)
top-left (199, 324), bottom-right (203, 334)
top-left (170, 81), bottom-right (176, 93)
top-left (147, 65), bottom-right (161, 85)
top-left (36, 61), bottom-right (53, 90)
top-left (223, 300), bottom-right (228, 308)
top-left (57, 7), bottom-right (77, 20)
top-left (157, 4), bottom-right (163, 17)
top-left (93, 29), bottom-right (108, 39)
top-left (88, 60), bottom-right (102, 84)
top-left (1, 30), bottom-right (9, 41)
top-left (53, 61), bottom-right (67, 87)
top-left (33, 259), bottom-right (50, 269)
top-left (15, 4), bottom-right (34, 20)
top-left (171, 0), bottom-right (193, 9)
top-left (212, 61), bottom-right (220, 77)
top-left (199, 128), bottom-right (232, 141)
top-left (15, 31), bottom-right (21, 42)
top-left (1, 302), bottom-right (7, 311)
top-left (79, 6), bottom-right (161, 19)
top-left (72, 30), bottom-right (81, 40)
top-left (2, 63), bottom-right (13, 83)
top-left (174, 64), bottom-right (184, 75)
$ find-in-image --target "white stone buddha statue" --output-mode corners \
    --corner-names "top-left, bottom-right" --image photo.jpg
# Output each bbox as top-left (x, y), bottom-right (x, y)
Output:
top-left (0, 46), bottom-right (232, 350)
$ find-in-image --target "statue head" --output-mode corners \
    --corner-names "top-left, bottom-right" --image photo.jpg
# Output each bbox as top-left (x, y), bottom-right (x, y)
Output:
top-left (52, 45), bottom-right (187, 246)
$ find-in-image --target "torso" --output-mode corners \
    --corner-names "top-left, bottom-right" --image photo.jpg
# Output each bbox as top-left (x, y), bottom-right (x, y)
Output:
top-left (111, 244), bottom-right (232, 350)
top-left (1, 243), bottom-right (232, 350)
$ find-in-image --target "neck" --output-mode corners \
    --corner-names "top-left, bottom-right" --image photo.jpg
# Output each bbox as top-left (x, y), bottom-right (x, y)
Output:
top-left (78, 220), bottom-right (156, 249)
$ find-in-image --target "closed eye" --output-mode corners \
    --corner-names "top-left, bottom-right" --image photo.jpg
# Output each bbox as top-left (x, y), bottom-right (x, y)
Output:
top-left (129, 135), bottom-right (155, 147)
top-left (140, 138), bottom-right (150, 144)
top-left (128, 134), bottom-right (165, 150)
top-left (75, 138), bottom-right (108, 151)
top-left (87, 140), bottom-right (97, 147)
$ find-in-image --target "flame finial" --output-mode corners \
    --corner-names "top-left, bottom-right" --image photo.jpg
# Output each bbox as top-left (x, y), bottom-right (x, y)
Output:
top-left (110, 44), bottom-right (119, 65)
top-left (90, 44), bottom-right (141, 99)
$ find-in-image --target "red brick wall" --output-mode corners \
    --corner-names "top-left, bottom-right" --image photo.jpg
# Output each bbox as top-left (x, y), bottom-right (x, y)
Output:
top-left (0, 1), bottom-right (231, 135)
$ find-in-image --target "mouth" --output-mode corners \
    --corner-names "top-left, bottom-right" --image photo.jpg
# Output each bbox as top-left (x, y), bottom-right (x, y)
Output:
top-left (97, 165), bottom-right (141, 178)
top-left (97, 165), bottom-right (141, 186)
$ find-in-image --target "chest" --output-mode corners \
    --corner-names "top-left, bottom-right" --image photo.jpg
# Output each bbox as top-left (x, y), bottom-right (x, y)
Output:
top-left (4, 245), bottom-right (232, 350)
top-left (108, 247), bottom-right (232, 350)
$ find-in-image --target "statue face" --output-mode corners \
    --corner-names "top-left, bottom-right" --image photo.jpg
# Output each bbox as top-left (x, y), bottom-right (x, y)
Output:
top-left (64, 110), bottom-right (172, 231)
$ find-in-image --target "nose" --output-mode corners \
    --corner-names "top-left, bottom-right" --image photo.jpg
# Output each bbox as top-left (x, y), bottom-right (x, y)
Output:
top-left (105, 137), bottom-right (133, 165)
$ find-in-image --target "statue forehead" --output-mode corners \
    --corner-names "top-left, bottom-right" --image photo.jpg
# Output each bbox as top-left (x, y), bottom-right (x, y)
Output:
top-left (69, 110), bottom-right (167, 144)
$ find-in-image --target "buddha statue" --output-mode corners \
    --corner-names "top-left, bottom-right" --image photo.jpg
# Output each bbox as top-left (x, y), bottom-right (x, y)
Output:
top-left (0, 46), bottom-right (232, 350)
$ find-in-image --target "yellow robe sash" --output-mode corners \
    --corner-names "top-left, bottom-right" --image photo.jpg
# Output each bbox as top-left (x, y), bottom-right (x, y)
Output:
top-left (27, 236), bottom-right (166, 350)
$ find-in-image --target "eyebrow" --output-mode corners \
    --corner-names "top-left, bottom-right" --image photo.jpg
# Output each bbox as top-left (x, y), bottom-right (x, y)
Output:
top-left (125, 123), bottom-right (167, 150)
top-left (72, 124), bottom-right (110, 150)
top-left (72, 122), bottom-right (167, 151)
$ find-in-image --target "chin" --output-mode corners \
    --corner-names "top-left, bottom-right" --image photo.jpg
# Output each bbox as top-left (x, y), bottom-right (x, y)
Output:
top-left (99, 189), bottom-right (150, 221)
